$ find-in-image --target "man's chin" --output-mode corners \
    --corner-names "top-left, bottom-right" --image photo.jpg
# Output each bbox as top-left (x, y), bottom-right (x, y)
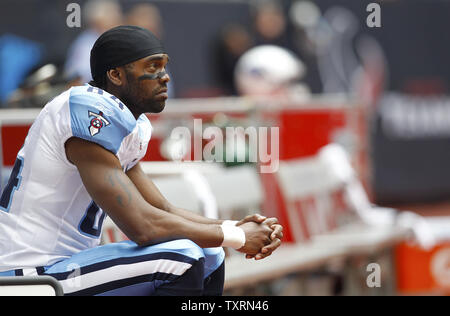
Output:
top-left (147, 101), bottom-right (166, 114)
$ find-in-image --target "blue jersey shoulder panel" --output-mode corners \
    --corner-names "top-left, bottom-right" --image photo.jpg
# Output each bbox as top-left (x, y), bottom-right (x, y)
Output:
top-left (68, 86), bottom-right (136, 154)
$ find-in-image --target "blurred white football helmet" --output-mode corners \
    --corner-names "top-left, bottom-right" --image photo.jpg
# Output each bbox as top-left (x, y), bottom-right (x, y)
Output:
top-left (234, 45), bottom-right (306, 96)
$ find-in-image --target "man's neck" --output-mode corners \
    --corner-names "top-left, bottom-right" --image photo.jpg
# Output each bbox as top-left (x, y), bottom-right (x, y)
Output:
top-left (102, 85), bottom-right (142, 120)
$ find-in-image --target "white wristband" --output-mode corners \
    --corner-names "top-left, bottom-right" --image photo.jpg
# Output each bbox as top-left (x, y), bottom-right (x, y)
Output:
top-left (221, 220), bottom-right (239, 227)
top-left (220, 223), bottom-right (246, 249)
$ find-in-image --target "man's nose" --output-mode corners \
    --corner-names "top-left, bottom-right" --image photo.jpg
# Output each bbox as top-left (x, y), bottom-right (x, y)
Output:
top-left (159, 70), bottom-right (170, 83)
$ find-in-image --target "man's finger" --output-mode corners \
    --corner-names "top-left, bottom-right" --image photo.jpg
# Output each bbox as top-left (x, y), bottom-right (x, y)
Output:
top-left (262, 217), bottom-right (279, 227)
top-left (237, 213), bottom-right (266, 226)
top-left (270, 224), bottom-right (283, 240)
top-left (261, 238), bottom-right (282, 254)
top-left (255, 251), bottom-right (271, 260)
top-left (252, 238), bottom-right (282, 260)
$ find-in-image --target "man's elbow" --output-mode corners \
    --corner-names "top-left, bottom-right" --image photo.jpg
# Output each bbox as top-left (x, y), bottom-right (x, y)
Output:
top-left (133, 234), bottom-right (153, 247)
top-left (127, 224), bottom-right (156, 247)
top-left (127, 220), bottom-right (172, 247)
top-left (132, 233), bottom-right (173, 248)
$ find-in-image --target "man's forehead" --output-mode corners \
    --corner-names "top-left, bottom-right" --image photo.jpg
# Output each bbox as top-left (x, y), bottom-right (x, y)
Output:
top-left (142, 54), bottom-right (169, 62)
top-left (124, 53), bottom-right (169, 69)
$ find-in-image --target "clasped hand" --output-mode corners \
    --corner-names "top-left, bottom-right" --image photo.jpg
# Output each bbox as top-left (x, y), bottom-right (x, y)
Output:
top-left (235, 214), bottom-right (283, 260)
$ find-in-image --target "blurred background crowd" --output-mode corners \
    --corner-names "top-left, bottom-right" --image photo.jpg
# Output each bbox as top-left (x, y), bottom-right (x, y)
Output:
top-left (2, 0), bottom-right (450, 295)
top-left (5, 0), bottom-right (449, 102)
top-left (2, 0), bottom-right (450, 206)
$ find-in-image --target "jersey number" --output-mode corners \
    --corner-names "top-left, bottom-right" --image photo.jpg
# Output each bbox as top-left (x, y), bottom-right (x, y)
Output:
top-left (79, 201), bottom-right (106, 238)
top-left (0, 157), bottom-right (24, 213)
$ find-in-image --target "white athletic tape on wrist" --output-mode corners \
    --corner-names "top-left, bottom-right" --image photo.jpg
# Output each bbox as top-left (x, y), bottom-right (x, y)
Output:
top-left (221, 220), bottom-right (239, 227)
top-left (220, 223), bottom-right (246, 249)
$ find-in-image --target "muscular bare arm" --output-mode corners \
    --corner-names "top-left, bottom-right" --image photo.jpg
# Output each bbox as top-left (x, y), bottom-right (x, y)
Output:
top-left (126, 162), bottom-right (284, 259)
top-left (65, 137), bottom-right (226, 248)
top-left (125, 162), bottom-right (224, 225)
top-left (65, 137), bottom-right (272, 254)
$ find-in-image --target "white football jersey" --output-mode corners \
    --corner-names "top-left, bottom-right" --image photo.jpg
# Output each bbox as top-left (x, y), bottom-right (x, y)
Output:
top-left (0, 85), bottom-right (152, 271)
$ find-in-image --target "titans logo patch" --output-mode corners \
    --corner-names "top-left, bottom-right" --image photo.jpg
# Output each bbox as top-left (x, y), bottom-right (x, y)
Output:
top-left (88, 111), bottom-right (110, 136)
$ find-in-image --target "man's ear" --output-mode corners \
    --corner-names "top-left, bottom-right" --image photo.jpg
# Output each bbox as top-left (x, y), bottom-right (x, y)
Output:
top-left (106, 68), bottom-right (124, 87)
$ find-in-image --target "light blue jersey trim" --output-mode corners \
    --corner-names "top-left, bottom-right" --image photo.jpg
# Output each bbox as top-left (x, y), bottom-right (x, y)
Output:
top-left (0, 270), bottom-right (16, 276)
top-left (44, 240), bottom-right (206, 275)
top-left (68, 86), bottom-right (136, 155)
top-left (203, 247), bottom-right (225, 278)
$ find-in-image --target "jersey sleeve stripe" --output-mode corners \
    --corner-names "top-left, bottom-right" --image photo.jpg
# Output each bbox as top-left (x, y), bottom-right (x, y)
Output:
top-left (68, 89), bottom-right (136, 155)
